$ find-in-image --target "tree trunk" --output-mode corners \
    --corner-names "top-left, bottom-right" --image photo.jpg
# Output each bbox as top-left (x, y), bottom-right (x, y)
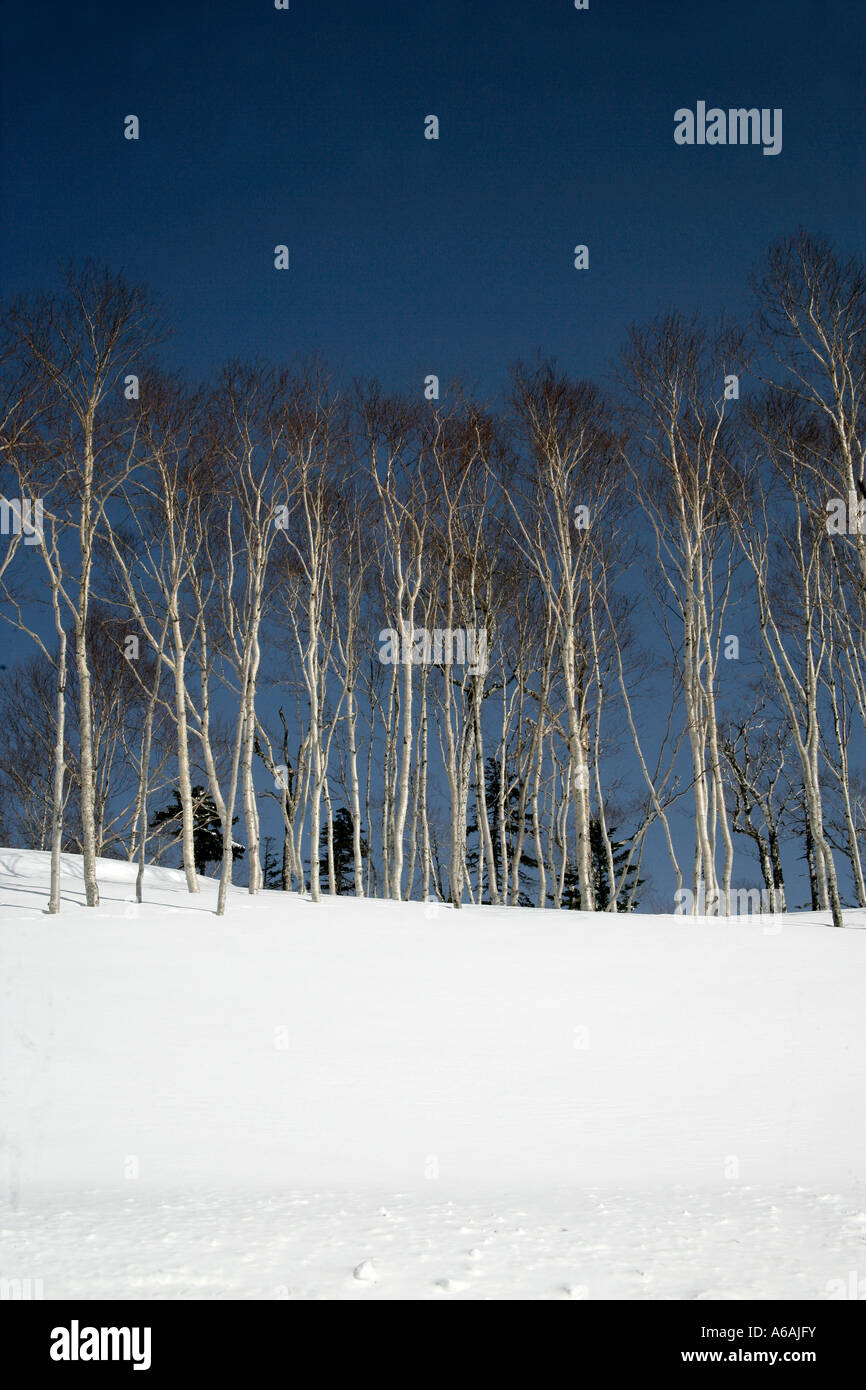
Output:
top-left (48, 587), bottom-right (67, 916)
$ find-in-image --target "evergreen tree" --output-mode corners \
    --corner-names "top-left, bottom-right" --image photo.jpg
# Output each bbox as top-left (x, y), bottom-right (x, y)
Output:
top-left (262, 836), bottom-right (282, 890)
top-left (562, 816), bottom-right (643, 911)
top-left (467, 755), bottom-right (538, 905)
top-left (149, 785), bottom-right (245, 877)
top-left (319, 807), bottom-right (367, 894)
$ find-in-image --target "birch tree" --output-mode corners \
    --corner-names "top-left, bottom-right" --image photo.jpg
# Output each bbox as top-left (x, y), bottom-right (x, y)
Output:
top-left (5, 266), bottom-right (159, 905)
top-left (507, 366), bottom-right (621, 911)
top-left (733, 396), bottom-right (844, 926)
top-left (621, 317), bottom-right (743, 915)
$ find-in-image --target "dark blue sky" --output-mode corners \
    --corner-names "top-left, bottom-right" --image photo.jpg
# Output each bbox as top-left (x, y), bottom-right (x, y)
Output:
top-left (2, 0), bottom-right (862, 396)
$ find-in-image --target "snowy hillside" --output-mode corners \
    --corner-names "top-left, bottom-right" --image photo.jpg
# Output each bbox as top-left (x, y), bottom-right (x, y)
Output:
top-left (1, 849), bottom-right (865, 1300)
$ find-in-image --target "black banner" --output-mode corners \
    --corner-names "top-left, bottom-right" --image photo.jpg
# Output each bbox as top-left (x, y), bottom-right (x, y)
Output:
top-left (5, 1298), bottom-right (861, 1377)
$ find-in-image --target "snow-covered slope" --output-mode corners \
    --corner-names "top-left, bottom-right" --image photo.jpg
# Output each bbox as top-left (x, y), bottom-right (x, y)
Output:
top-left (1, 849), bottom-right (865, 1299)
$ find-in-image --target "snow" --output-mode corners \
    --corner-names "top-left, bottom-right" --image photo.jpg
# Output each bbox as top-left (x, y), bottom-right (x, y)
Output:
top-left (1, 848), bottom-right (865, 1300)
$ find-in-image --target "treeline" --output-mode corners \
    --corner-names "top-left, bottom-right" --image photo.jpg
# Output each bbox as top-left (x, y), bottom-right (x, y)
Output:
top-left (0, 230), bottom-right (864, 921)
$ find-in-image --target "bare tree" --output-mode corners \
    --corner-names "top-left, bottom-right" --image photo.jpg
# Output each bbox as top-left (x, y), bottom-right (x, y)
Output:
top-left (621, 316), bottom-right (743, 915)
top-left (733, 396), bottom-right (844, 926)
top-left (721, 701), bottom-right (793, 911)
top-left (5, 265), bottom-right (160, 905)
top-left (506, 366), bottom-right (620, 911)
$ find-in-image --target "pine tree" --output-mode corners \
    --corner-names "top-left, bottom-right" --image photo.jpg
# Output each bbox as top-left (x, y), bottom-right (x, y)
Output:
top-left (466, 755), bottom-right (538, 905)
top-left (562, 816), bottom-right (642, 911)
top-left (319, 807), bottom-right (367, 895)
top-left (262, 836), bottom-right (282, 890)
top-left (149, 785), bottom-right (245, 878)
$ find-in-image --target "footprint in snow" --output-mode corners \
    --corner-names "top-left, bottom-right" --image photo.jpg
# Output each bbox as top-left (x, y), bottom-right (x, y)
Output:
top-left (353, 1260), bottom-right (377, 1283)
top-left (435, 1278), bottom-right (470, 1293)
